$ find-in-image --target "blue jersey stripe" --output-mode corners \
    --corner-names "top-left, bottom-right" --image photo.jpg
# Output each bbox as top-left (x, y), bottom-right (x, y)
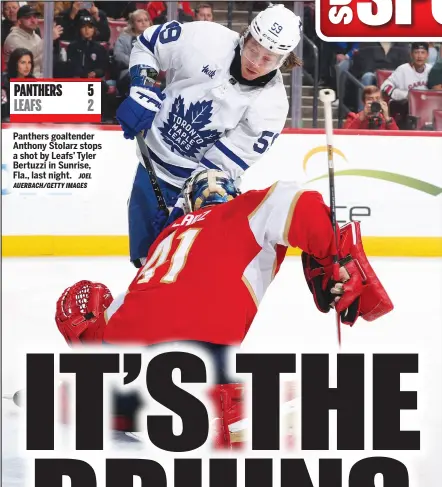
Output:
top-left (214, 141), bottom-right (248, 171)
top-left (139, 25), bottom-right (163, 54)
top-left (200, 156), bottom-right (221, 170)
top-left (148, 148), bottom-right (193, 179)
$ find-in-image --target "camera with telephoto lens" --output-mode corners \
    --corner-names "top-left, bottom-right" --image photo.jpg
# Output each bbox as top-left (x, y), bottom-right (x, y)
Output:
top-left (368, 101), bottom-right (383, 129)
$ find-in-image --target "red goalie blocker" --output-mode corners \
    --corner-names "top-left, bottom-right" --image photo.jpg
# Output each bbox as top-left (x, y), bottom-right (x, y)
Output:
top-left (302, 221), bottom-right (394, 326)
top-left (339, 222), bottom-right (393, 323)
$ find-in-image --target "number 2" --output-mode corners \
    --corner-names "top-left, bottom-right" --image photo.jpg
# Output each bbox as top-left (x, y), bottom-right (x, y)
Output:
top-left (88, 99), bottom-right (94, 111)
top-left (138, 228), bottom-right (201, 284)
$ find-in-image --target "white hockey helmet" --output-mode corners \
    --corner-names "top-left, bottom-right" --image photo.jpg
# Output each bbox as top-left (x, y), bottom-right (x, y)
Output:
top-left (247, 3), bottom-right (302, 61)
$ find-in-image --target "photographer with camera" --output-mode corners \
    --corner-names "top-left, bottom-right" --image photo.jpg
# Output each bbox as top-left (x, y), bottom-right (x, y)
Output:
top-left (344, 85), bottom-right (398, 130)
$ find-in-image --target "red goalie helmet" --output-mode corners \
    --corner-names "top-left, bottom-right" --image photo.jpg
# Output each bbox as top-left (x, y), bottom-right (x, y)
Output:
top-left (55, 280), bottom-right (113, 345)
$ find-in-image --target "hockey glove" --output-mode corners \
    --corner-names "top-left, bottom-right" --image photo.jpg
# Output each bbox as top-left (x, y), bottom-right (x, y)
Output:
top-left (55, 280), bottom-right (113, 345)
top-left (116, 85), bottom-right (165, 140)
top-left (301, 253), bottom-right (363, 325)
top-left (302, 222), bottom-right (393, 326)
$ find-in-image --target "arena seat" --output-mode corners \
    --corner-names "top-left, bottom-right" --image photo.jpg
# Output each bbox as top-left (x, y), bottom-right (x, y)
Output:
top-left (408, 89), bottom-right (442, 129)
top-left (108, 20), bottom-right (127, 49)
top-left (376, 69), bottom-right (393, 88)
top-left (434, 110), bottom-right (442, 130)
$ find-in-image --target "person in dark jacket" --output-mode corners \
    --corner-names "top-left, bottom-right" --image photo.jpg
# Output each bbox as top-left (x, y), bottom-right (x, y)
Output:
top-left (428, 59), bottom-right (442, 90)
top-left (66, 15), bottom-right (114, 120)
top-left (58, 1), bottom-right (110, 42)
top-left (1, 1), bottom-right (20, 46)
top-left (94, 1), bottom-right (137, 20)
top-left (66, 15), bottom-right (108, 78)
top-left (2, 47), bottom-right (36, 121)
top-left (351, 42), bottom-right (410, 86)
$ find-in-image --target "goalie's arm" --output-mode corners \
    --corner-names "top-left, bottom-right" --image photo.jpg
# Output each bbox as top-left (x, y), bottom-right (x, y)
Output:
top-left (257, 183), bottom-right (363, 324)
top-left (259, 183), bottom-right (338, 261)
top-left (262, 183), bottom-right (392, 325)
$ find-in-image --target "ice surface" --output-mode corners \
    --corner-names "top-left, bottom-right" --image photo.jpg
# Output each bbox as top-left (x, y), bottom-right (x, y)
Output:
top-left (2, 256), bottom-right (442, 486)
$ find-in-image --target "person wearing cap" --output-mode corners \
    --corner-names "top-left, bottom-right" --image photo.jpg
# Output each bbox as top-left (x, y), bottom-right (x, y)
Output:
top-left (3, 5), bottom-right (43, 77)
top-left (114, 4), bottom-right (303, 267)
top-left (66, 15), bottom-right (108, 79)
top-left (58, 1), bottom-right (110, 42)
top-left (381, 42), bottom-right (432, 101)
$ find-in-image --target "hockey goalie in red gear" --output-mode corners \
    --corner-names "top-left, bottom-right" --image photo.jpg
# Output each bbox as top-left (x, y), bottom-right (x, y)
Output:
top-left (55, 169), bottom-right (393, 448)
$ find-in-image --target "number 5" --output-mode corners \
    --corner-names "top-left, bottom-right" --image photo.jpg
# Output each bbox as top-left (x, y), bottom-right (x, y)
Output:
top-left (88, 84), bottom-right (94, 96)
top-left (253, 131), bottom-right (279, 154)
top-left (271, 22), bottom-right (283, 33)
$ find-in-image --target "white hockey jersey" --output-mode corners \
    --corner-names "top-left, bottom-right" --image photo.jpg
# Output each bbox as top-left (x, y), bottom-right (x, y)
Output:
top-left (381, 62), bottom-right (432, 101)
top-left (129, 20), bottom-right (289, 188)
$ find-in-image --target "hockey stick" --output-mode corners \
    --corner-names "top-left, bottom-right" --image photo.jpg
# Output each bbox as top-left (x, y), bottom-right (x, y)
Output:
top-left (318, 89), bottom-right (342, 347)
top-left (135, 132), bottom-right (168, 212)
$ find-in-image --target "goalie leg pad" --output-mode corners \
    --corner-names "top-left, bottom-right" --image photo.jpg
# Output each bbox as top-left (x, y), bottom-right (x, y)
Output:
top-left (210, 383), bottom-right (245, 449)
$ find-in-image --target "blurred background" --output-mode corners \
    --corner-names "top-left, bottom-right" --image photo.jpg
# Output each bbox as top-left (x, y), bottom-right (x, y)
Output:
top-left (2, 1), bottom-right (442, 130)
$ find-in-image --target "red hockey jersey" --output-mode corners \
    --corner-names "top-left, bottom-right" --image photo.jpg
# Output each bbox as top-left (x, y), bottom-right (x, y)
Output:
top-left (103, 182), bottom-right (336, 345)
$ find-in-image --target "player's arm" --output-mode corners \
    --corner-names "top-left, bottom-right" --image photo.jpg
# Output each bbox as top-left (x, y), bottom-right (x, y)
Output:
top-left (381, 66), bottom-right (408, 101)
top-left (198, 91), bottom-right (288, 182)
top-left (261, 183), bottom-right (392, 325)
top-left (116, 21), bottom-right (184, 140)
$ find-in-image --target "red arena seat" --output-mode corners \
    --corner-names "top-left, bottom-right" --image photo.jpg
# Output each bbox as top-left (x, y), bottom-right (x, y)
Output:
top-left (408, 89), bottom-right (442, 129)
top-left (433, 110), bottom-right (442, 130)
top-left (376, 69), bottom-right (393, 87)
top-left (108, 20), bottom-right (127, 49)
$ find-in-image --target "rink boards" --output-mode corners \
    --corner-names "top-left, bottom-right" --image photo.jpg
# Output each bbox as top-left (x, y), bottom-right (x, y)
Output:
top-left (2, 125), bottom-right (442, 257)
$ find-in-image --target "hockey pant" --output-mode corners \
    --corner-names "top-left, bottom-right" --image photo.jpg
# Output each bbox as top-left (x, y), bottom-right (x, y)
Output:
top-left (128, 162), bottom-right (180, 264)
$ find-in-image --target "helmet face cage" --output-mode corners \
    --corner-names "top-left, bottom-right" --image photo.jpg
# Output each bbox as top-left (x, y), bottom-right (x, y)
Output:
top-left (182, 170), bottom-right (240, 214)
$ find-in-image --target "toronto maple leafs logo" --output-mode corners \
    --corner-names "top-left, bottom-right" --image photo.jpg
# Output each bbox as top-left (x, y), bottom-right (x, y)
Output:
top-left (159, 96), bottom-right (221, 159)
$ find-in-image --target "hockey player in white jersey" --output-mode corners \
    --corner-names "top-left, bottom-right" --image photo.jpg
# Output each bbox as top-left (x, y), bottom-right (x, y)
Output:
top-left (115, 3), bottom-right (303, 267)
top-left (381, 42), bottom-right (432, 101)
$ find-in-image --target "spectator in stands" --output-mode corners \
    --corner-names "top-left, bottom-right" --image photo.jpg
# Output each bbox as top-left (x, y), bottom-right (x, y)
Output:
top-left (66, 15), bottom-right (108, 78)
top-left (94, 2), bottom-right (137, 20)
top-left (428, 42), bottom-right (439, 65)
top-left (344, 85), bottom-right (398, 130)
top-left (428, 60), bottom-right (442, 91)
top-left (28, 2), bottom-right (72, 18)
top-left (66, 15), bottom-right (113, 120)
top-left (195, 3), bottom-right (214, 21)
top-left (351, 42), bottom-right (410, 87)
top-left (2, 48), bottom-right (35, 121)
top-left (3, 5), bottom-right (43, 77)
top-left (381, 43), bottom-right (431, 101)
top-left (1, 1), bottom-right (20, 46)
top-left (144, 1), bottom-right (194, 25)
top-left (59, 2), bottom-right (110, 42)
top-left (332, 42), bottom-right (359, 104)
top-left (114, 9), bottom-right (152, 95)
